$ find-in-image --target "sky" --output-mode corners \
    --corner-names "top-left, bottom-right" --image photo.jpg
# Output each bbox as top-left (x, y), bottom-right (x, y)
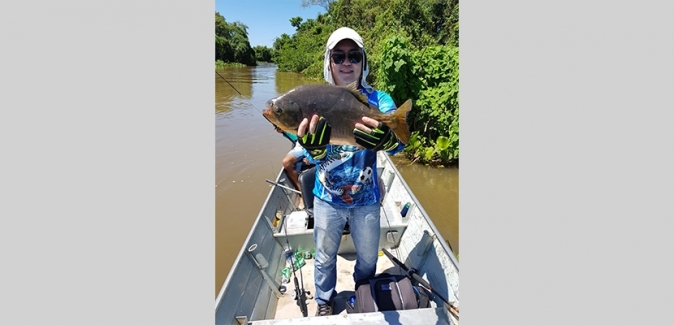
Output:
top-left (215, 0), bottom-right (326, 48)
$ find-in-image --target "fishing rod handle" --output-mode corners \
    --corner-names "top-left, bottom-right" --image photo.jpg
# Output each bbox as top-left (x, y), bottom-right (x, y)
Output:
top-left (293, 277), bottom-right (308, 316)
top-left (410, 272), bottom-right (431, 289)
top-left (381, 248), bottom-right (410, 272)
top-left (410, 270), bottom-right (455, 309)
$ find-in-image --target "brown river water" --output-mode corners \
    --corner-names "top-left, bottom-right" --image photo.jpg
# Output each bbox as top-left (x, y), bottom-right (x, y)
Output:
top-left (215, 64), bottom-right (458, 296)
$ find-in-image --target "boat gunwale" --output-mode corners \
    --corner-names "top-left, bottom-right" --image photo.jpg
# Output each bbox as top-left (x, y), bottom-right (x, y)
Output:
top-left (215, 152), bottom-right (459, 317)
top-left (381, 154), bottom-right (459, 272)
top-left (215, 167), bottom-right (286, 309)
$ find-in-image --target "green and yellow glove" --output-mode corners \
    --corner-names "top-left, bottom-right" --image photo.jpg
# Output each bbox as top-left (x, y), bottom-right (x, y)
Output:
top-left (298, 117), bottom-right (331, 159)
top-left (353, 122), bottom-right (399, 152)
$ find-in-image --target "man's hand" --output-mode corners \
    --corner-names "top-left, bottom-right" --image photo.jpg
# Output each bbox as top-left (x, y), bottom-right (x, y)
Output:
top-left (298, 116), bottom-right (331, 159)
top-left (353, 117), bottom-right (399, 152)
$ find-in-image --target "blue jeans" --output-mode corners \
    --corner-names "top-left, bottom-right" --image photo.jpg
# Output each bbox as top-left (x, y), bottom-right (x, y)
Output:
top-left (312, 198), bottom-right (380, 305)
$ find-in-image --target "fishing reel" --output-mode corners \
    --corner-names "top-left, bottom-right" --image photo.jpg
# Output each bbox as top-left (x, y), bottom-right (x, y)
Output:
top-left (277, 285), bottom-right (313, 300)
top-left (291, 288), bottom-right (313, 300)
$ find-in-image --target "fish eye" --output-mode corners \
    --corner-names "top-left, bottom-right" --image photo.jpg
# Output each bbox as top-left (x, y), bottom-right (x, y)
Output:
top-left (275, 107), bottom-right (282, 114)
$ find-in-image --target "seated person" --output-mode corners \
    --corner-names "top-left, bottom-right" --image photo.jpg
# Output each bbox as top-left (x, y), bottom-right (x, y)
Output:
top-left (275, 125), bottom-right (312, 195)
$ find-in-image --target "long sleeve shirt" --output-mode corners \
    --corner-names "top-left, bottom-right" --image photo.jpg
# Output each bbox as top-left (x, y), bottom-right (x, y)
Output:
top-left (303, 88), bottom-right (404, 207)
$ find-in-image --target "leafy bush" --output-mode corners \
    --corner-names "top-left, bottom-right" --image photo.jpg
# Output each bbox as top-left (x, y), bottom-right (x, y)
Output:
top-left (376, 35), bottom-right (458, 166)
top-left (215, 60), bottom-right (245, 68)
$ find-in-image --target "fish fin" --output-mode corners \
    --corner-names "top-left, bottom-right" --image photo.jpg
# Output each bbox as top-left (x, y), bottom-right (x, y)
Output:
top-left (342, 82), bottom-right (371, 107)
top-left (381, 99), bottom-right (413, 144)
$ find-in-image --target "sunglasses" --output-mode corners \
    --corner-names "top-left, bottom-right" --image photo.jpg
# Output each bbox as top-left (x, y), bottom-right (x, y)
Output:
top-left (331, 50), bottom-right (363, 64)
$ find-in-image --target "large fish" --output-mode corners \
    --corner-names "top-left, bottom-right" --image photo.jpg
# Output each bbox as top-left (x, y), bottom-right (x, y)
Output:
top-left (263, 82), bottom-right (412, 146)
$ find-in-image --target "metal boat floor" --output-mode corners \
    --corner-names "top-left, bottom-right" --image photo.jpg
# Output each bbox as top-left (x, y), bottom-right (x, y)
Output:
top-left (274, 251), bottom-right (401, 319)
top-left (265, 251), bottom-right (456, 324)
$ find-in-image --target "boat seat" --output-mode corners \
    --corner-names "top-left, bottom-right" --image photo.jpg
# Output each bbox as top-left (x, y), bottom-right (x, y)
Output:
top-left (298, 166), bottom-right (315, 220)
top-left (291, 164), bottom-right (405, 250)
top-left (296, 165), bottom-right (403, 243)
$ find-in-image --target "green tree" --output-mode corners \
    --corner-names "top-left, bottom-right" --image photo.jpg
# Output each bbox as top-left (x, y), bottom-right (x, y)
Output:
top-left (290, 17), bottom-right (303, 29)
top-left (430, 0), bottom-right (459, 46)
top-left (301, 0), bottom-right (335, 11)
top-left (273, 16), bottom-right (333, 74)
top-left (215, 12), bottom-right (256, 66)
top-left (253, 45), bottom-right (274, 62)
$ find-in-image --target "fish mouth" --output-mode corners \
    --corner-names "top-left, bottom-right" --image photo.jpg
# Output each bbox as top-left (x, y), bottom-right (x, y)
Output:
top-left (261, 108), bottom-right (275, 125)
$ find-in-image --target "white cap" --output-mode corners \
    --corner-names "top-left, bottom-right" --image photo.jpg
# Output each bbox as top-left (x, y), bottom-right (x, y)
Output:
top-left (326, 27), bottom-right (364, 50)
top-left (323, 27), bottom-right (373, 92)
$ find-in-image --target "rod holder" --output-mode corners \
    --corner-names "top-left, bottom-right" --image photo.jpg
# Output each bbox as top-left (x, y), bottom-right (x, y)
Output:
top-left (244, 243), bottom-right (282, 298)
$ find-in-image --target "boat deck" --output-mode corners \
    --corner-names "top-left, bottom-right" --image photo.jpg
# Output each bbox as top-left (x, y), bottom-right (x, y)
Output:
top-left (274, 252), bottom-right (399, 318)
top-left (265, 188), bottom-right (458, 323)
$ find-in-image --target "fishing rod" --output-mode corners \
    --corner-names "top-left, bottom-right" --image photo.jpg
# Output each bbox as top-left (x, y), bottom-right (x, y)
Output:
top-left (381, 248), bottom-right (460, 320)
top-left (266, 179), bottom-right (302, 195)
top-left (215, 71), bottom-right (244, 97)
top-left (282, 211), bottom-right (309, 317)
top-left (215, 71), bottom-right (266, 114)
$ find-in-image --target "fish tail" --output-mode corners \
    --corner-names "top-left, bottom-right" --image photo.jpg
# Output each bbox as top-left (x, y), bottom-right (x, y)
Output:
top-left (383, 99), bottom-right (413, 144)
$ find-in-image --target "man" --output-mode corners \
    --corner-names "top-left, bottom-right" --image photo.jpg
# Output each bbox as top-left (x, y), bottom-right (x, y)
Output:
top-left (275, 126), bottom-right (306, 193)
top-left (297, 27), bottom-right (405, 316)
